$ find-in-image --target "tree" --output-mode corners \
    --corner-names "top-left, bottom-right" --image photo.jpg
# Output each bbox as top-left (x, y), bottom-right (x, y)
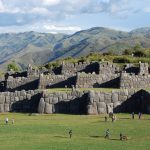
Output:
top-left (7, 62), bottom-right (20, 72)
top-left (133, 50), bottom-right (146, 57)
top-left (123, 49), bottom-right (133, 55)
top-left (133, 44), bottom-right (142, 51)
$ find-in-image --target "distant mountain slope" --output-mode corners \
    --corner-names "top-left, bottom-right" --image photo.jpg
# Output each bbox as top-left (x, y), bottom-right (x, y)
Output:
top-left (0, 27), bottom-right (150, 70)
top-left (51, 27), bottom-right (150, 60)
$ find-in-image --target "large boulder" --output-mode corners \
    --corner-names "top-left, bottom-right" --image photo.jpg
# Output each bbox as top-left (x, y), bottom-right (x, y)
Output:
top-left (87, 104), bottom-right (97, 115)
top-left (38, 98), bottom-right (45, 113)
top-left (45, 103), bottom-right (53, 114)
top-left (4, 104), bottom-right (10, 112)
top-left (0, 104), bottom-right (4, 112)
top-left (0, 95), bottom-right (5, 104)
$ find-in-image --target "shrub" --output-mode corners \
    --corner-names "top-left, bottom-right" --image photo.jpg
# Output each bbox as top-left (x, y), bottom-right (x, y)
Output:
top-left (113, 57), bottom-right (131, 63)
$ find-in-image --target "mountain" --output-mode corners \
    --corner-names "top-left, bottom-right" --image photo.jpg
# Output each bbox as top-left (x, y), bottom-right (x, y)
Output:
top-left (0, 31), bottom-right (67, 70)
top-left (51, 27), bottom-right (150, 60)
top-left (0, 27), bottom-right (150, 70)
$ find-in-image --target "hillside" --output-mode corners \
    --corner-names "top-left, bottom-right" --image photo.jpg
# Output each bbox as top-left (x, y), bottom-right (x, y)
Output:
top-left (0, 27), bottom-right (150, 70)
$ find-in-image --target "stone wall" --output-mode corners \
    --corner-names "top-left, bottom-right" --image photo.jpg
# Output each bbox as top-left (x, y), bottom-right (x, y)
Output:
top-left (61, 61), bottom-right (99, 75)
top-left (61, 61), bottom-right (89, 75)
top-left (87, 89), bottom-right (150, 114)
top-left (99, 62), bottom-right (120, 74)
top-left (38, 90), bottom-right (88, 114)
top-left (6, 76), bottom-right (39, 91)
top-left (0, 90), bottom-right (42, 113)
top-left (38, 89), bottom-right (150, 114)
top-left (139, 63), bottom-right (149, 75)
top-left (76, 72), bottom-right (119, 88)
top-left (120, 72), bottom-right (150, 89)
top-left (38, 74), bottom-right (76, 89)
top-left (0, 89), bottom-right (149, 114)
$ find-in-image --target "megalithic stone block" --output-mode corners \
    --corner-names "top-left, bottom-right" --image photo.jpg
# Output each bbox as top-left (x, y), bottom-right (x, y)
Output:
top-left (38, 98), bottom-right (45, 113)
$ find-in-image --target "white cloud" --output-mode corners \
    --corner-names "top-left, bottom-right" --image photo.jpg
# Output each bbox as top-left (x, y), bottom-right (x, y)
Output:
top-left (0, 22), bottom-right (82, 34)
top-left (30, 7), bottom-right (49, 15)
top-left (43, 24), bottom-right (81, 33)
top-left (42, 0), bottom-right (61, 6)
top-left (0, 0), bottom-right (5, 12)
top-left (143, 7), bottom-right (150, 13)
top-left (0, 0), bottom-right (146, 32)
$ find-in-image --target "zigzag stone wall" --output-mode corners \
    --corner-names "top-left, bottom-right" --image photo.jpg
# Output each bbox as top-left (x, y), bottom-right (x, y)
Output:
top-left (120, 72), bottom-right (150, 89)
top-left (61, 61), bottom-right (91, 75)
top-left (0, 90), bottom-right (42, 113)
top-left (38, 90), bottom-right (87, 114)
top-left (0, 89), bottom-right (149, 114)
top-left (38, 74), bottom-right (76, 89)
top-left (99, 62), bottom-right (120, 74)
top-left (76, 72), bottom-right (119, 88)
top-left (6, 76), bottom-right (39, 91)
top-left (38, 89), bottom-right (150, 114)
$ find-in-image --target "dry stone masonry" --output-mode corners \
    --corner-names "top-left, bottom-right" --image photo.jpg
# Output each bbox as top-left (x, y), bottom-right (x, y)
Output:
top-left (120, 63), bottom-right (150, 89)
top-left (0, 62), bottom-right (150, 114)
top-left (0, 90), bottom-right (41, 113)
top-left (6, 76), bottom-right (39, 91)
top-left (38, 89), bottom-right (150, 114)
top-left (76, 72), bottom-right (119, 88)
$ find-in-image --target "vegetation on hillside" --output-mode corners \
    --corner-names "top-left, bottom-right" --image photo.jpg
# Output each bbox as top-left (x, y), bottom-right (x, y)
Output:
top-left (44, 46), bottom-right (150, 70)
top-left (7, 61), bottom-right (21, 72)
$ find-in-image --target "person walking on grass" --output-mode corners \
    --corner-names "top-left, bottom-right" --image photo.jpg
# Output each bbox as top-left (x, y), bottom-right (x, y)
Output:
top-left (12, 118), bottom-right (14, 124)
top-left (105, 129), bottom-right (110, 139)
top-left (69, 129), bottom-right (72, 139)
top-left (131, 112), bottom-right (134, 120)
top-left (120, 132), bottom-right (123, 140)
top-left (5, 117), bottom-right (9, 124)
top-left (138, 112), bottom-right (142, 119)
top-left (105, 116), bottom-right (107, 122)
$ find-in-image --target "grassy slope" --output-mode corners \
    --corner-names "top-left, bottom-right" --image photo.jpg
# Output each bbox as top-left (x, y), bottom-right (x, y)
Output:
top-left (0, 113), bottom-right (149, 150)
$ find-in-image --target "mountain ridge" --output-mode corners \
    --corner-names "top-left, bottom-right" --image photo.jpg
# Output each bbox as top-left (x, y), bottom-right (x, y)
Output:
top-left (0, 27), bottom-right (150, 70)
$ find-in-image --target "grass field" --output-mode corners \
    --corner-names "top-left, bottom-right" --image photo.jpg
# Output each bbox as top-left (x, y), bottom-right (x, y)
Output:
top-left (0, 113), bottom-right (149, 150)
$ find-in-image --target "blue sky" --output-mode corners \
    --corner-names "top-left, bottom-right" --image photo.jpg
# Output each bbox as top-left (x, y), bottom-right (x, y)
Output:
top-left (0, 0), bottom-right (149, 33)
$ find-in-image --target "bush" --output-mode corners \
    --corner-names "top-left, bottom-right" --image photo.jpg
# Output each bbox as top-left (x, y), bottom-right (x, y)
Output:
top-left (113, 57), bottom-right (131, 63)
top-left (133, 50), bottom-right (146, 57)
top-left (7, 62), bottom-right (20, 72)
top-left (123, 49), bottom-right (133, 55)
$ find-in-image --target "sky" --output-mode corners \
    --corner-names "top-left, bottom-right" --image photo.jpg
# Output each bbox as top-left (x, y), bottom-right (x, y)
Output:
top-left (0, 0), bottom-right (149, 34)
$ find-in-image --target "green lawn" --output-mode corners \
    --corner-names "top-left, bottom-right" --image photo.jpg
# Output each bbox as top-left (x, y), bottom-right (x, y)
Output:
top-left (45, 88), bottom-right (119, 93)
top-left (0, 113), bottom-right (149, 150)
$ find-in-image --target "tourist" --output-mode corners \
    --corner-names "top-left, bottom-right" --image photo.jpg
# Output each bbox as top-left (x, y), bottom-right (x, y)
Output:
top-left (120, 132), bottom-right (123, 140)
top-left (105, 129), bottom-right (110, 139)
top-left (138, 112), bottom-right (142, 119)
top-left (69, 129), bottom-right (72, 138)
top-left (105, 116), bottom-right (107, 122)
top-left (119, 132), bottom-right (127, 140)
top-left (12, 118), bottom-right (14, 124)
top-left (131, 112), bottom-right (134, 119)
top-left (112, 115), bottom-right (116, 122)
top-left (5, 117), bottom-right (9, 124)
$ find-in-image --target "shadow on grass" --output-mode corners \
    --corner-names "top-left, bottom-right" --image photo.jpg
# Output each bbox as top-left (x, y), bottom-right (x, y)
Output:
top-left (90, 135), bottom-right (104, 138)
top-left (110, 138), bottom-right (120, 141)
top-left (53, 135), bottom-right (68, 139)
top-left (119, 117), bottom-right (131, 120)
